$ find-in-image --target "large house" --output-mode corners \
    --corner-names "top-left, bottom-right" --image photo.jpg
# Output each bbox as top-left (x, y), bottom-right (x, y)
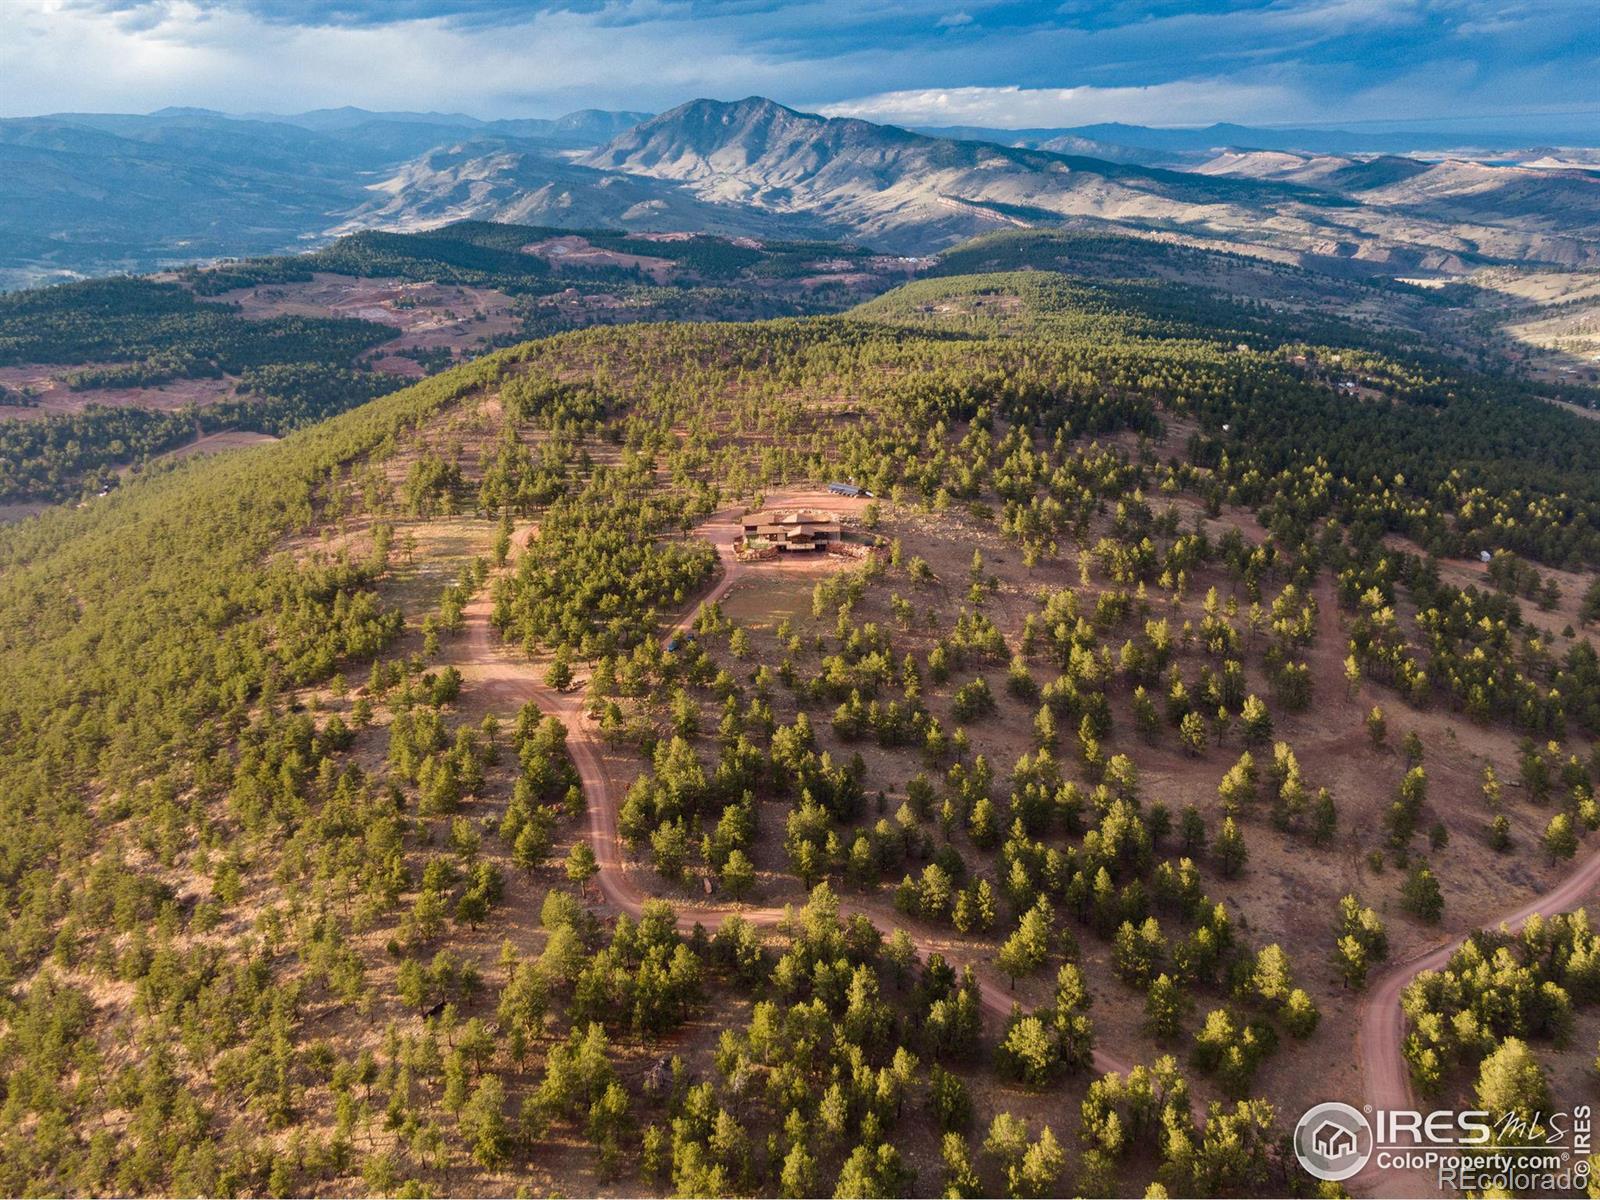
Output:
top-left (740, 508), bottom-right (843, 553)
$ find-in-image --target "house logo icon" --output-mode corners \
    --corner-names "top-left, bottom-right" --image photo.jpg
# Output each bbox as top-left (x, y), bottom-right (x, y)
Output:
top-left (1294, 1101), bottom-right (1373, 1181)
top-left (1313, 1121), bottom-right (1357, 1158)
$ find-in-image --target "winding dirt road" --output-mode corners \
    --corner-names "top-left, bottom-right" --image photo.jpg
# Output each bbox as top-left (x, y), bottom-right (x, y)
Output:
top-left (1354, 842), bottom-right (1600, 1193)
top-left (459, 510), bottom-right (1137, 1076)
top-left (465, 513), bottom-right (1600, 1195)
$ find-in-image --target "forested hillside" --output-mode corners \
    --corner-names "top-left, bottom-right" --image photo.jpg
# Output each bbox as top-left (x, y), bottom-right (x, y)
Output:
top-left (0, 223), bottom-right (897, 507)
top-left (184, 220), bottom-right (890, 316)
top-left (2, 267), bottom-right (1599, 1197)
top-left (0, 277), bottom-right (400, 501)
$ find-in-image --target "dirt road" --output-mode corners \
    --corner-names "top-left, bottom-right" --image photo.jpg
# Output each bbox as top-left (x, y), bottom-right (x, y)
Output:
top-left (1354, 842), bottom-right (1600, 1193)
top-left (459, 511), bottom-right (1138, 1076)
top-left (468, 514), bottom-right (1600, 1191)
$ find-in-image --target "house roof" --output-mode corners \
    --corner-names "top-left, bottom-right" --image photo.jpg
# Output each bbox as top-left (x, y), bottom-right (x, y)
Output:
top-left (742, 508), bottom-right (840, 531)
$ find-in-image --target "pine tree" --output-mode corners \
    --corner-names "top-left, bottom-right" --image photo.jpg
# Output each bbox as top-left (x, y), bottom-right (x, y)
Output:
top-left (1543, 812), bottom-right (1578, 863)
top-left (1251, 944), bottom-right (1293, 1003)
top-left (997, 902), bottom-right (1052, 986)
top-left (998, 1015), bottom-right (1059, 1086)
top-left (565, 841), bottom-right (598, 886)
top-left (514, 814), bottom-right (553, 873)
top-left (460, 1076), bottom-right (510, 1168)
top-left (941, 1132), bottom-right (981, 1199)
top-left (927, 1065), bottom-right (972, 1131)
top-left (1144, 973), bottom-right (1189, 1040)
top-left (720, 849), bottom-right (756, 899)
top-left (1240, 694), bottom-right (1272, 745)
top-left (1016, 1126), bottom-right (1065, 1198)
top-left (1475, 1037), bottom-right (1551, 1121)
top-left (1215, 817), bottom-right (1248, 878)
top-left (545, 652), bottom-right (574, 691)
top-left (1179, 805), bottom-right (1207, 853)
top-left (1490, 813), bottom-right (1513, 852)
top-left (1283, 988), bottom-right (1320, 1037)
top-left (1310, 789), bottom-right (1338, 846)
top-left (779, 1144), bottom-right (815, 1199)
top-left (984, 1112), bottom-right (1030, 1188)
top-left (1335, 935), bottom-right (1369, 989)
top-left (1366, 705), bottom-right (1387, 746)
top-left (1401, 864), bottom-right (1444, 923)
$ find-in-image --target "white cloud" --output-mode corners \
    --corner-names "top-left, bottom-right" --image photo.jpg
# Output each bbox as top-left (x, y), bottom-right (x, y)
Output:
top-left (1263, 0), bottom-right (1425, 35)
top-left (0, 0), bottom-right (808, 117)
top-left (0, 0), bottom-right (1590, 130)
top-left (819, 81), bottom-right (1303, 128)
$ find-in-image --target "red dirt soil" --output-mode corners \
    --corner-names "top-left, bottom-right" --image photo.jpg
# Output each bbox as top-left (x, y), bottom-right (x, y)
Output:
top-left (457, 504), bottom-right (1145, 1079)
top-left (1354, 848), bottom-right (1600, 1195)
top-left (460, 499), bottom-right (1600, 1196)
top-left (0, 364), bottom-right (240, 420)
top-left (521, 237), bottom-right (678, 283)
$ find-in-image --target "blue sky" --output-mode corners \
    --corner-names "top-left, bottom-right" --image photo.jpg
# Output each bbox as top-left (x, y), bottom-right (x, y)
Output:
top-left (2, 0), bottom-right (1597, 132)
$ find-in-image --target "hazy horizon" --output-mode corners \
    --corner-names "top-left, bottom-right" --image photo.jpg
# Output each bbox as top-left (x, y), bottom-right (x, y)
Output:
top-left (11, 95), bottom-right (1600, 146)
top-left (5, 0), bottom-right (1597, 135)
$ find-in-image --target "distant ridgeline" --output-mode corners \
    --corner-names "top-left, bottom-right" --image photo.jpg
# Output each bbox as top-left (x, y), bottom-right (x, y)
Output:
top-left (913, 229), bottom-right (1469, 351)
top-left (0, 222), bottom-right (875, 504)
top-left (183, 221), bottom-right (871, 294)
top-left (877, 229), bottom-right (1599, 409)
top-left (4, 222), bottom-right (1597, 512)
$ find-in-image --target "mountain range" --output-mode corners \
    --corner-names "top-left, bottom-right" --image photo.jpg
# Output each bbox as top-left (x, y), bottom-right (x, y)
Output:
top-left (584, 99), bottom-right (1600, 268)
top-left (3, 97), bottom-right (1598, 287)
top-left (911, 119), bottom-right (1597, 158)
top-left (0, 105), bottom-right (669, 286)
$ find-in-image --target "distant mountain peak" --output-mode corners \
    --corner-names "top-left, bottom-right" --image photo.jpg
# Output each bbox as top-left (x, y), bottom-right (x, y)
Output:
top-left (284, 106), bottom-right (488, 130)
top-left (640, 96), bottom-right (816, 136)
top-left (586, 96), bottom-right (924, 177)
top-left (676, 96), bottom-right (804, 117)
top-left (149, 105), bottom-right (231, 119)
